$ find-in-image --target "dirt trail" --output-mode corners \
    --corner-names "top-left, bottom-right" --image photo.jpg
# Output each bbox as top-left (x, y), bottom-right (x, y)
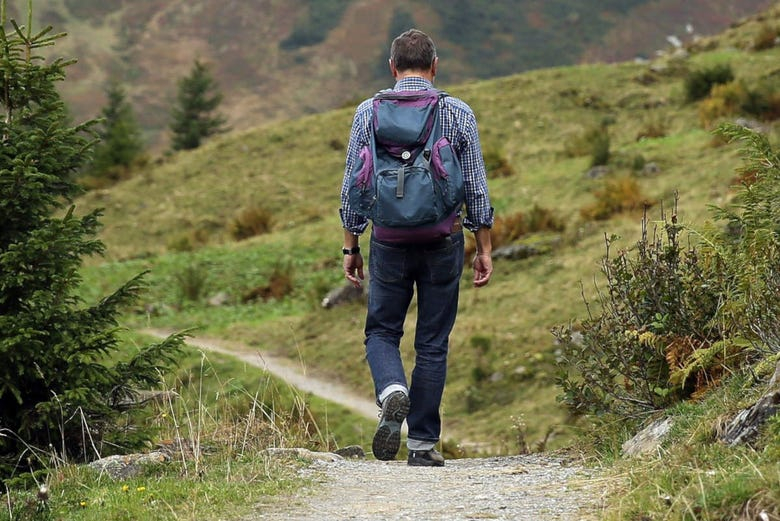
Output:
top-left (142, 329), bottom-right (379, 420)
top-left (143, 329), bottom-right (603, 520)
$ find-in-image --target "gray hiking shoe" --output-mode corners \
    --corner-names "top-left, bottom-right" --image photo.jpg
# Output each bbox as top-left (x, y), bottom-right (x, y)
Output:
top-left (371, 391), bottom-right (410, 461)
top-left (407, 448), bottom-right (445, 467)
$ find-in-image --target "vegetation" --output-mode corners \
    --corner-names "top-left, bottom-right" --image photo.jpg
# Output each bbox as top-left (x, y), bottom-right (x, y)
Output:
top-left (10, 0), bottom-right (771, 148)
top-left (280, 0), bottom-right (352, 50)
top-left (82, 82), bottom-right (145, 187)
top-left (169, 60), bottom-right (226, 151)
top-left (684, 63), bottom-right (735, 102)
top-left (0, 2), bottom-right (184, 479)
top-left (2, 1), bottom-right (780, 519)
top-left (0, 336), bottom-right (374, 520)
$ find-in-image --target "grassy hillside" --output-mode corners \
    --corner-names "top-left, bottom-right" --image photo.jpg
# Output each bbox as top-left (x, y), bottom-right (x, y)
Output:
top-left (73, 3), bottom-right (780, 456)
top-left (5, 0), bottom-right (775, 149)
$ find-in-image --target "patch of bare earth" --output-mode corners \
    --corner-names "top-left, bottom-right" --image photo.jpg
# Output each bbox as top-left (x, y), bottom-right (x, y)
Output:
top-left (245, 453), bottom-right (602, 520)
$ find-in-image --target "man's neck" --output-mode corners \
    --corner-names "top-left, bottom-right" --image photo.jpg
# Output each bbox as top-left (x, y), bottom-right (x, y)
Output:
top-left (396, 71), bottom-right (434, 83)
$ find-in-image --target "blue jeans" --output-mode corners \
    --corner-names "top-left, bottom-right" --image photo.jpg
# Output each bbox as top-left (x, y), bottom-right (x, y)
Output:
top-left (365, 232), bottom-right (465, 444)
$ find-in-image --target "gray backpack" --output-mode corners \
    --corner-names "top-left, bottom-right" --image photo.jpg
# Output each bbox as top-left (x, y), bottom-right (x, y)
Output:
top-left (347, 89), bottom-right (465, 243)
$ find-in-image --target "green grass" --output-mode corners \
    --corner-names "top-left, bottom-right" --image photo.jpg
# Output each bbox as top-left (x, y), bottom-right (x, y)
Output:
top-left (61, 11), bottom-right (780, 518)
top-left (590, 370), bottom-right (780, 520)
top-left (0, 331), bottom-right (374, 520)
top-left (72, 32), bottom-right (780, 455)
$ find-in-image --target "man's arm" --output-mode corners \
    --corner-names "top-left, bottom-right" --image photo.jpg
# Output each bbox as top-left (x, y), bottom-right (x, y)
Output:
top-left (472, 226), bottom-right (493, 287)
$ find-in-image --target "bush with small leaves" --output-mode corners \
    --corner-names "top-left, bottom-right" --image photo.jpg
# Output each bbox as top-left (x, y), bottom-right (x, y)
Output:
top-left (684, 63), bottom-right (734, 102)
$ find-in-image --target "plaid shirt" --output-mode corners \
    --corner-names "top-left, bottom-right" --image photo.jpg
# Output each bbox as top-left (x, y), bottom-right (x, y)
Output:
top-left (340, 77), bottom-right (494, 235)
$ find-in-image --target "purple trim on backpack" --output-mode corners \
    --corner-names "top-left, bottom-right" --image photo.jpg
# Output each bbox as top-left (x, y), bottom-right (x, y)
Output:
top-left (431, 137), bottom-right (450, 179)
top-left (373, 212), bottom-right (458, 243)
top-left (356, 146), bottom-right (373, 189)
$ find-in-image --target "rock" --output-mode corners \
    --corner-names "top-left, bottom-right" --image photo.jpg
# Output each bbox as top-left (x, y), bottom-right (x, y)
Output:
top-left (88, 452), bottom-right (170, 479)
top-left (263, 447), bottom-right (343, 463)
top-left (734, 117), bottom-right (770, 135)
top-left (621, 417), bottom-right (673, 457)
top-left (719, 391), bottom-right (780, 446)
top-left (492, 244), bottom-right (540, 260)
top-left (641, 162), bottom-right (661, 176)
top-left (333, 445), bottom-right (366, 459)
top-left (717, 362), bottom-right (780, 446)
top-left (585, 165), bottom-right (610, 179)
top-left (321, 283), bottom-right (367, 309)
top-left (207, 292), bottom-right (230, 306)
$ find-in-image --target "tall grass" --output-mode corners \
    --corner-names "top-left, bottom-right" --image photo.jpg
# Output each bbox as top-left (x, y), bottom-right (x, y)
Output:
top-left (0, 338), bottom-right (372, 521)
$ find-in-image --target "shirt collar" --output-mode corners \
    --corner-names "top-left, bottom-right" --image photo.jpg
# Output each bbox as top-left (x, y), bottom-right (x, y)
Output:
top-left (393, 76), bottom-right (435, 91)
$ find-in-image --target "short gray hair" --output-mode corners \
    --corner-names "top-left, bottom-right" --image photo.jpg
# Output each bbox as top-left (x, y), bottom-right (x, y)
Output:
top-left (390, 29), bottom-right (436, 72)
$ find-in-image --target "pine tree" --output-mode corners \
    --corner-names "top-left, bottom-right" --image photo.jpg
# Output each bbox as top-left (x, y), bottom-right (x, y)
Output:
top-left (86, 82), bottom-right (144, 182)
top-left (169, 59), bottom-right (227, 151)
top-left (0, 2), bottom-right (183, 477)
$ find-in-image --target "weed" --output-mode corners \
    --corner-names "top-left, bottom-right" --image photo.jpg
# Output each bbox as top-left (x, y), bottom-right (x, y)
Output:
top-left (229, 206), bottom-right (273, 241)
top-left (482, 148), bottom-right (516, 178)
top-left (752, 24), bottom-right (779, 51)
top-left (580, 176), bottom-right (652, 221)
top-left (174, 263), bottom-right (209, 305)
top-left (699, 81), bottom-right (748, 128)
top-left (565, 124), bottom-right (611, 167)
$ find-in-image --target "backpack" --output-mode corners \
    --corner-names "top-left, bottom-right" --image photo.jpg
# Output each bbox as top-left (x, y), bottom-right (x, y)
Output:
top-left (347, 89), bottom-right (465, 243)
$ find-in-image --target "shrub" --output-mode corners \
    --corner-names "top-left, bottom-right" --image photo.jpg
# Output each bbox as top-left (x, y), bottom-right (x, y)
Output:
top-left (466, 205), bottom-right (564, 256)
top-left (482, 148), bottom-right (516, 178)
top-left (556, 125), bottom-right (780, 416)
top-left (580, 176), bottom-right (652, 221)
top-left (752, 24), bottom-right (778, 51)
top-left (636, 115), bottom-right (667, 140)
top-left (229, 205), bottom-right (273, 240)
top-left (565, 124), bottom-right (611, 167)
top-left (698, 81), bottom-right (748, 128)
top-left (714, 124), bottom-right (780, 355)
top-left (555, 205), bottom-right (730, 415)
top-left (242, 264), bottom-right (295, 302)
top-left (742, 80), bottom-right (780, 121)
top-left (0, 5), bottom-right (183, 478)
top-left (684, 63), bottom-right (734, 102)
top-left (175, 263), bottom-right (209, 305)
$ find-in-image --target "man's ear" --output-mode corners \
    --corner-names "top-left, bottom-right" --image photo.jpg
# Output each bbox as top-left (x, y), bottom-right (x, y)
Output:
top-left (431, 56), bottom-right (438, 78)
top-left (389, 59), bottom-right (398, 78)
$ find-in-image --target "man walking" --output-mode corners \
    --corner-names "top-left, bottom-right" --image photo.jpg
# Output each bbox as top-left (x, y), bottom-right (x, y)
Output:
top-left (339, 29), bottom-right (494, 466)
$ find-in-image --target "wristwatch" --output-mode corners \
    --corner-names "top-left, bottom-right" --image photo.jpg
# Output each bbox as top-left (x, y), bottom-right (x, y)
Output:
top-left (342, 246), bottom-right (361, 255)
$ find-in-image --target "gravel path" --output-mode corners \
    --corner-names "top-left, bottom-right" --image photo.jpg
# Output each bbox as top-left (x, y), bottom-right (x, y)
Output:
top-left (143, 330), bottom-right (603, 520)
top-left (246, 453), bottom-right (601, 520)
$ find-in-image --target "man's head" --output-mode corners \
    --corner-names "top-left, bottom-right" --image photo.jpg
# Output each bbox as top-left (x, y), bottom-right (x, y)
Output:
top-left (389, 29), bottom-right (437, 79)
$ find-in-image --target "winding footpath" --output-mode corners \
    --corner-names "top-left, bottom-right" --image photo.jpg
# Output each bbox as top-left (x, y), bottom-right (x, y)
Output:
top-left (143, 330), bottom-right (603, 520)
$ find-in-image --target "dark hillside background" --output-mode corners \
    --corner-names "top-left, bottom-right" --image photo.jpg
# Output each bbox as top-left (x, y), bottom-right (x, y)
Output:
top-left (7, 0), bottom-right (775, 148)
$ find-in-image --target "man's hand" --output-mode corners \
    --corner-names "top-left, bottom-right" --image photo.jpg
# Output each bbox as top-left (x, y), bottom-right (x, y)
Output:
top-left (344, 253), bottom-right (364, 288)
top-left (472, 226), bottom-right (493, 287)
top-left (472, 252), bottom-right (492, 287)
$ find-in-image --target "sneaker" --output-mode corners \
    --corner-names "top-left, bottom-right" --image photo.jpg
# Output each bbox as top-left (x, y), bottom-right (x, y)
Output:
top-left (407, 448), bottom-right (445, 467)
top-left (371, 391), bottom-right (410, 461)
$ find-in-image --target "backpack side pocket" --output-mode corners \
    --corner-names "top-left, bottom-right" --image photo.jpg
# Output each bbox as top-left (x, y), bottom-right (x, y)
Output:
top-left (431, 137), bottom-right (465, 214)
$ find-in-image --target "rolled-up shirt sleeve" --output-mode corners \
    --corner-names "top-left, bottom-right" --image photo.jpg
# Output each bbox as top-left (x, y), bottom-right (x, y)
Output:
top-left (340, 100), bottom-right (372, 235)
top-left (445, 100), bottom-right (494, 232)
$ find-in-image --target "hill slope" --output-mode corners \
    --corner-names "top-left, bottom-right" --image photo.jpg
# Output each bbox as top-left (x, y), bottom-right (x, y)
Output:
top-left (6, 0), bottom-right (776, 148)
top-left (75, 4), bottom-right (780, 450)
